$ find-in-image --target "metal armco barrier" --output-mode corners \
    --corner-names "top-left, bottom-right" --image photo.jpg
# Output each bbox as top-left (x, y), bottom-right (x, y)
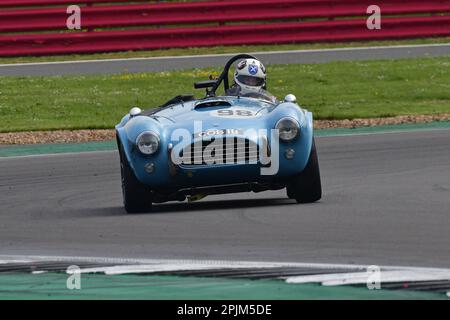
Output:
top-left (0, 0), bottom-right (449, 57)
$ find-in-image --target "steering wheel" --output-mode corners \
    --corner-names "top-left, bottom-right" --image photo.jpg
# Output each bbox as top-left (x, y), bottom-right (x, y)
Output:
top-left (210, 53), bottom-right (258, 96)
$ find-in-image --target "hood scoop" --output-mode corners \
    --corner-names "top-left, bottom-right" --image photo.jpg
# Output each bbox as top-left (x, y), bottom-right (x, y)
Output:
top-left (194, 100), bottom-right (232, 111)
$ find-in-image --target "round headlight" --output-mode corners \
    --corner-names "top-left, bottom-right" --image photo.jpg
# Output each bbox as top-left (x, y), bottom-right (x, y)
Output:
top-left (136, 131), bottom-right (160, 155)
top-left (276, 117), bottom-right (300, 142)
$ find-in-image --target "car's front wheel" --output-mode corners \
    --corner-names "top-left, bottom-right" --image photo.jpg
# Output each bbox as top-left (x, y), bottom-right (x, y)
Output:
top-left (286, 139), bottom-right (322, 203)
top-left (119, 144), bottom-right (153, 213)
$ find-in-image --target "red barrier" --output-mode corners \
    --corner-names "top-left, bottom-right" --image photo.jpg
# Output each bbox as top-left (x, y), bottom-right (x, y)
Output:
top-left (1, 16), bottom-right (450, 57)
top-left (0, 0), bottom-right (152, 7)
top-left (0, 0), bottom-right (449, 57)
top-left (2, 0), bottom-right (450, 33)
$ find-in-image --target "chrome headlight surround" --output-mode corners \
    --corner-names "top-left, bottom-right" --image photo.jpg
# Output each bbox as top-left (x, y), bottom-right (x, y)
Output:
top-left (136, 131), bottom-right (160, 155)
top-left (275, 117), bottom-right (300, 142)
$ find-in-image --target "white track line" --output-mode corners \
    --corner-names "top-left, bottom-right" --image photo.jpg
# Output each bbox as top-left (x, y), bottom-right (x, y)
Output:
top-left (1, 254), bottom-right (450, 276)
top-left (3, 255), bottom-right (450, 292)
top-left (286, 269), bottom-right (450, 286)
top-left (0, 43), bottom-right (449, 68)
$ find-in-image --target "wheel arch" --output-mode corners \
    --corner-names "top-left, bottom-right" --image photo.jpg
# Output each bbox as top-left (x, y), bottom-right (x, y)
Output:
top-left (116, 128), bottom-right (134, 171)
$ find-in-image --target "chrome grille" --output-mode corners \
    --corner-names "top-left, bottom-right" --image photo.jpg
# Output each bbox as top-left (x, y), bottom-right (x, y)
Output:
top-left (179, 137), bottom-right (260, 166)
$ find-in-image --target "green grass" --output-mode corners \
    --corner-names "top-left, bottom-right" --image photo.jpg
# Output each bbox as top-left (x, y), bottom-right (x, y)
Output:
top-left (0, 37), bottom-right (449, 65)
top-left (0, 57), bottom-right (449, 133)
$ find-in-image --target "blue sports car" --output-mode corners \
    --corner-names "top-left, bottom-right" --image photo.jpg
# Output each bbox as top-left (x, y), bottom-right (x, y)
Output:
top-left (116, 54), bottom-right (321, 213)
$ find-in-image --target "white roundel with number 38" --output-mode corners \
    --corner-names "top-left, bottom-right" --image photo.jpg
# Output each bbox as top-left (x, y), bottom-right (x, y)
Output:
top-left (210, 107), bottom-right (261, 119)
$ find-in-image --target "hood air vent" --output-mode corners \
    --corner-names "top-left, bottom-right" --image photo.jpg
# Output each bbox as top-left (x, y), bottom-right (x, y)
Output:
top-left (195, 100), bottom-right (232, 110)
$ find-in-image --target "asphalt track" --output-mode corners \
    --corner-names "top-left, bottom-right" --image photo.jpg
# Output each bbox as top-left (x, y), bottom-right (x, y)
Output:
top-left (1, 44), bottom-right (449, 76)
top-left (0, 128), bottom-right (449, 268)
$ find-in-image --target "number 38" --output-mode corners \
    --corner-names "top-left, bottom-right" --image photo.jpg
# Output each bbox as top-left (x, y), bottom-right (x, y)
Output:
top-left (217, 109), bottom-right (254, 117)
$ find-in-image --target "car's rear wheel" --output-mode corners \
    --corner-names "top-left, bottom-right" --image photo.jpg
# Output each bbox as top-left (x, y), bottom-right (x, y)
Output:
top-left (286, 139), bottom-right (322, 203)
top-left (119, 144), bottom-right (153, 213)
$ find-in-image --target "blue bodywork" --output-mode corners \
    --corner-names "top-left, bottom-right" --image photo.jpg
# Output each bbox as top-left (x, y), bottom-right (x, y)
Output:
top-left (116, 95), bottom-right (314, 193)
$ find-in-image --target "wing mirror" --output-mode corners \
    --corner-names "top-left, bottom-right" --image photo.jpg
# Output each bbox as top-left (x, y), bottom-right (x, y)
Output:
top-left (194, 80), bottom-right (217, 89)
top-left (194, 79), bottom-right (218, 97)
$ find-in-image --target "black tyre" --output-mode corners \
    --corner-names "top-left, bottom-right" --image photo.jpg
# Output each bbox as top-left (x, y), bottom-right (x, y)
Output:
top-left (119, 143), bottom-right (153, 213)
top-left (286, 139), bottom-right (322, 203)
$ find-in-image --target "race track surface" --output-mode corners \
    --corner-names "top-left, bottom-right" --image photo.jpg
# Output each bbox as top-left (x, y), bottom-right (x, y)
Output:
top-left (0, 129), bottom-right (449, 268)
top-left (1, 44), bottom-right (449, 76)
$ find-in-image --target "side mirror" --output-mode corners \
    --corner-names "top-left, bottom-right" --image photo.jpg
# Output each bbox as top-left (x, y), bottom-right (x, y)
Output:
top-left (284, 94), bottom-right (297, 103)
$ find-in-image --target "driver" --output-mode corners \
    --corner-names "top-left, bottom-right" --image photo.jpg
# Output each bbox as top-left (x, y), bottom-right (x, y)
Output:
top-left (226, 58), bottom-right (271, 99)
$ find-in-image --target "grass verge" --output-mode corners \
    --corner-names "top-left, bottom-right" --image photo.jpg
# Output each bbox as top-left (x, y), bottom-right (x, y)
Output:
top-left (0, 56), bottom-right (449, 133)
top-left (0, 37), bottom-right (449, 65)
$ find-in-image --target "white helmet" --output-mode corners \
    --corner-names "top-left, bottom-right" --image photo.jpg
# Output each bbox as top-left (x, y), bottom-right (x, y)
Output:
top-left (233, 58), bottom-right (266, 95)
